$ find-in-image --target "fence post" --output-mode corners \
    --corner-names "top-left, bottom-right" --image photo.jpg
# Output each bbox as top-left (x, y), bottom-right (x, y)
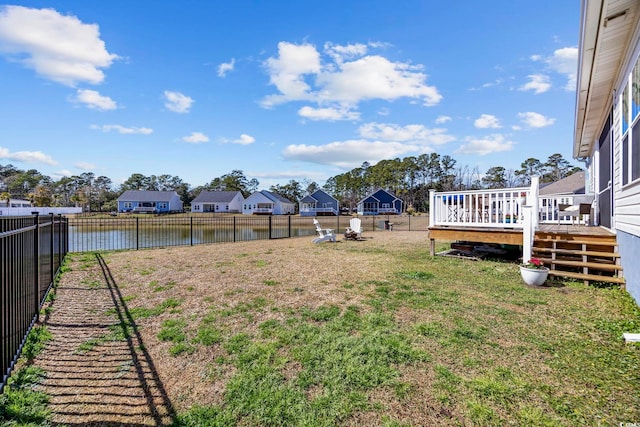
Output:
top-left (190, 217), bottom-right (193, 246)
top-left (32, 213), bottom-right (40, 323)
top-left (233, 216), bottom-right (236, 242)
top-left (136, 217), bottom-right (139, 250)
top-left (288, 215), bottom-right (292, 238)
top-left (57, 214), bottom-right (62, 269)
top-left (268, 216), bottom-right (272, 239)
top-left (49, 213), bottom-right (54, 290)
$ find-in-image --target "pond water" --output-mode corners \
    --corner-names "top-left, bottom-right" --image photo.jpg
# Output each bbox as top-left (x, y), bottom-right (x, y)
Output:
top-left (68, 223), bottom-right (315, 252)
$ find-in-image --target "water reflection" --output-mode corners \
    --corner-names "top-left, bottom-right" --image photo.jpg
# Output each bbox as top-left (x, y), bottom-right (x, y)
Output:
top-left (68, 224), bottom-right (313, 252)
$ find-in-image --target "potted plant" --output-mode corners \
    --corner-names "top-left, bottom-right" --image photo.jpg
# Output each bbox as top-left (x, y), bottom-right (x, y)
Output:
top-left (520, 257), bottom-right (549, 286)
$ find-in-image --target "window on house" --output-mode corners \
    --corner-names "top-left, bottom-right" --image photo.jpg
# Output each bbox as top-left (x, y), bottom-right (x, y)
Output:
top-left (633, 120), bottom-right (640, 182)
top-left (158, 202), bottom-right (168, 209)
top-left (620, 55), bottom-right (640, 187)
top-left (623, 80), bottom-right (630, 134)
top-left (633, 59), bottom-right (640, 121)
top-left (124, 202), bottom-right (132, 209)
top-left (623, 135), bottom-right (629, 186)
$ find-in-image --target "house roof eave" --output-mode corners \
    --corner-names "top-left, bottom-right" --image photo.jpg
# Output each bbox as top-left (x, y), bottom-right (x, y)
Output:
top-left (574, 0), bottom-right (640, 159)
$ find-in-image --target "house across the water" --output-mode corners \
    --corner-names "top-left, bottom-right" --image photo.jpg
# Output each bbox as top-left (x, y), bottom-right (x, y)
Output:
top-left (191, 191), bottom-right (244, 213)
top-left (357, 189), bottom-right (403, 215)
top-left (242, 190), bottom-right (296, 215)
top-left (299, 189), bottom-right (339, 217)
top-left (117, 190), bottom-right (183, 214)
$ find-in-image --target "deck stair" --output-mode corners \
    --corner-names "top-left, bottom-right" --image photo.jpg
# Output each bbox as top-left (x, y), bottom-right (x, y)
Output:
top-left (532, 231), bottom-right (624, 286)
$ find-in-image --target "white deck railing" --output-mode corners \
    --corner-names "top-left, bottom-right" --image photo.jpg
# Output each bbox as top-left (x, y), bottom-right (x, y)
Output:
top-left (300, 207), bottom-right (338, 215)
top-left (429, 187), bottom-right (533, 229)
top-left (428, 178), bottom-right (597, 262)
top-left (429, 178), bottom-right (541, 261)
top-left (253, 207), bottom-right (273, 213)
top-left (379, 207), bottom-right (399, 214)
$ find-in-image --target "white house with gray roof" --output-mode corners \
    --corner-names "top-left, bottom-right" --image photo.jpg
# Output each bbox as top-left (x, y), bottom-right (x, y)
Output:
top-left (242, 190), bottom-right (295, 215)
top-left (191, 191), bottom-right (244, 213)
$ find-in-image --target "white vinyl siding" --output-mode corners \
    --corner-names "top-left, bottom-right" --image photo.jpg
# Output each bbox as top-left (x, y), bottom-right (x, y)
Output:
top-left (615, 30), bottom-right (640, 236)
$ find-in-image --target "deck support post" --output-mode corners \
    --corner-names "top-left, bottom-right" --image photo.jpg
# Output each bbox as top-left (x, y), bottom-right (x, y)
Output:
top-left (428, 189), bottom-right (435, 227)
top-left (522, 205), bottom-right (533, 262)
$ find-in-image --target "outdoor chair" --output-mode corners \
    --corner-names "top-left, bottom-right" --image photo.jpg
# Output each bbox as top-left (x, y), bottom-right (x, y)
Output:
top-left (344, 217), bottom-right (363, 240)
top-left (312, 218), bottom-right (336, 243)
top-left (557, 203), bottom-right (592, 225)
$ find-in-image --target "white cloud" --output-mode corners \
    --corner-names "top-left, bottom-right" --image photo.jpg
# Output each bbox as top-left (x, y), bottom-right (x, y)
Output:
top-left (233, 134), bottom-right (255, 145)
top-left (547, 47), bottom-right (578, 91)
top-left (218, 58), bottom-right (235, 77)
top-left (73, 89), bottom-right (117, 110)
top-left (261, 41), bottom-right (441, 111)
top-left (435, 115), bottom-right (452, 124)
top-left (518, 111), bottom-right (555, 128)
top-left (182, 132), bottom-right (209, 144)
top-left (262, 42), bottom-right (321, 107)
top-left (519, 74), bottom-right (551, 94)
top-left (480, 78), bottom-right (504, 89)
top-left (323, 42), bottom-right (368, 64)
top-left (358, 122), bottom-right (455, 145)
top-left (0, 146), bottom-right (58, 165)
top-left (55, 169), bottom-right (73, 177)
top-left (282, 139), bottom-right (418, 169)
top-left (474, 114), bottom-right (501, 129)
top-left (90, 124), bottom-right (153, 134)
top-left (0, 5), bottom-right (118, 86)
top-left (456, 134), bottom-right (515, 155)
top-left (220, 134), bottom-right (256, 145)
top-left (281, 120), bottom-right (456, 168)
top-left (74, 162), bottom-right (95, 170)
top-left (249, 169), bottom-right (330, 189)
top-left (316, 55), bottom-right (442, 106)
top-left (164, 90), bottom-right (193, 113)
top-left (298, 106), bottom-right (360, 121)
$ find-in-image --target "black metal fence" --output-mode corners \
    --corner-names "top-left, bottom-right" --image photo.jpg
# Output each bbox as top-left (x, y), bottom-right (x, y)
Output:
top-left (68, 214), bottom-right (429, 252)
top-left (1, 214), bottom-right (68, 394)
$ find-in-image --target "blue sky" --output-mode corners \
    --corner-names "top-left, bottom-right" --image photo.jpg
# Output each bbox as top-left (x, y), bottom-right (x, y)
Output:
top-left (0, 1), bottom-right (580, 189)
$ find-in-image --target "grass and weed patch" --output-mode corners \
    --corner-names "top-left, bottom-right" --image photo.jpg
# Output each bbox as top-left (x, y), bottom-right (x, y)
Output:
top-left (176, 304), bottom-right (429, 426)
top-left (126, 297), bottom-right (183, 319)
top-left (0, 366), bottom-right (50, 426)
top-left (0, 325), bottom-right (53, 425)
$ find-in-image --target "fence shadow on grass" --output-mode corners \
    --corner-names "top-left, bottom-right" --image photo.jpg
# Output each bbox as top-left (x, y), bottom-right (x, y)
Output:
top-left (36, 254), bottom-right (176, 426)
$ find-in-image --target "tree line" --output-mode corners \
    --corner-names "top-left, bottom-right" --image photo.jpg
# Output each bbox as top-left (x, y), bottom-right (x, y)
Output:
top-left (0, 152), bottom-right (580, 213)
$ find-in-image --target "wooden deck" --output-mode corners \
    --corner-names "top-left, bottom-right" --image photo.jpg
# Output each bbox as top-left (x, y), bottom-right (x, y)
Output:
top-left (537, 223), bottom-right (615, 237)
top-left (428, 224), bottom-right (615, 256)
top-left (428, 224), bottom-right (623, 286)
